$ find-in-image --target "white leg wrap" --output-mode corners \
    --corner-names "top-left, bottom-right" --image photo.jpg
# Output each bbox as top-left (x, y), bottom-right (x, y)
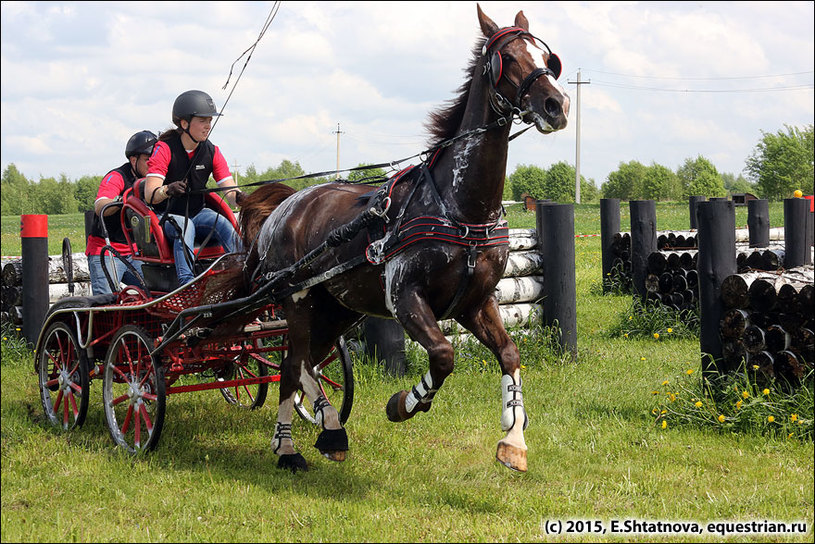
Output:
top-left (404, 371), bottom-right (436, 413)
top-left (272, 398), bottom-right (296, 456)
top-left (500, 372), bottom-right (529, 432)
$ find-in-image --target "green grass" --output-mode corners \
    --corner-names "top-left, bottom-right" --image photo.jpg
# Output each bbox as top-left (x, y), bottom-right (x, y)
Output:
top-left (1, 202), bottom-right (812, 542)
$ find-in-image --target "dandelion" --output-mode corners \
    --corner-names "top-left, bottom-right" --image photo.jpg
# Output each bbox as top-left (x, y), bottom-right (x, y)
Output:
top-left (653, 333), bottom-right (660, 340)
top-left (652, 409), bottom-right (658, 415)
top-left (661, 420), bottom-right (667, 429)
top-left (662, 380), bottom-right (669, 386)
top-left (788, 433), bottom-right (794, 439)
top-left (520, 364), bottom-right (527, 370)
top-left (667, 328), bottom-right (673, 333)
top-left (736, 400), bottom-right (743, 409)
top-left (742, 391), bottom-right (750, 399)
top-left (641, 357), bottom-right (646, 361)
top-left (752, 364), bottom-right (759, 370)
top-left (669, 393), bottom-right (676, 402)
top-left (686, 369), bottom-right (694, 375)
top-left (628, 315), bottom-right (633, 320)
top-left (767, 416), bottom-right (775, 423)
top-left (791, 414), bottom-right (799, 422)
top-left (718, 414), bottom-right (726, 423)
top-left (652, 390), bottom-right (660, 395)
top-left (623, 333), bottom-right (629, 338)
top-left (695, 401), bottom-right (703, 408)
top-left (762, 388), bottom-right (770, 396)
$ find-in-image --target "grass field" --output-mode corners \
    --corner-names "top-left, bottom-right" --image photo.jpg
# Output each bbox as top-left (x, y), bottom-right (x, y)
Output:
top-left (1, 201), bottom-right (812, 542)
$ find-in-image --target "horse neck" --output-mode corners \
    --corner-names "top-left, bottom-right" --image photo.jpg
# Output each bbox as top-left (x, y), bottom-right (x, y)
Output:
top-left (431, 75), bottom-right (511, 224)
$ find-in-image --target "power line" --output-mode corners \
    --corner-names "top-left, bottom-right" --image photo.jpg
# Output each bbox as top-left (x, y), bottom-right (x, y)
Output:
top-left (584, 69), bottom-right (814, 81)
top-left (589, 80), bottom-right (814, 93)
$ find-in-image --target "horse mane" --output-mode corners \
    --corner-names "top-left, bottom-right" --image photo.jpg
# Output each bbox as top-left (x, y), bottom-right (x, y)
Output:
top-left (425, 38), bottom-right (487, 149)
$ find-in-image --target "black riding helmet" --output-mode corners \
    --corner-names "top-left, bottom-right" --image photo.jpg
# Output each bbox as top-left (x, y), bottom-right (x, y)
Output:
top-left (172, 90), bottom-right (222, 127)
top-left (125, 130), bottom-right (158, 159)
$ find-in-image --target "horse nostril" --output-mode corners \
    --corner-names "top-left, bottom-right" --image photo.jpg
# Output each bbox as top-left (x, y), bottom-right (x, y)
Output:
top-left (544, 97), bottom-right (562, 118)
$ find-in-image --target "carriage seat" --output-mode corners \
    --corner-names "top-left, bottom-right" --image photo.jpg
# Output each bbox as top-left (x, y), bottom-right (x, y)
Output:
top-left (121, 179), bottom-right (240, 293)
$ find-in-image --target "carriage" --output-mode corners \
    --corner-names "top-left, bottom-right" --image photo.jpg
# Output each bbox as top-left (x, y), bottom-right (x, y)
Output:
top-left (34, 179), bottom-right (354, 454)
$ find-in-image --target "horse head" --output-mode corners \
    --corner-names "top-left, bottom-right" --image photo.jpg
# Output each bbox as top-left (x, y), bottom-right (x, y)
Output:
top-left (477, 5), bottom-right (570, 133)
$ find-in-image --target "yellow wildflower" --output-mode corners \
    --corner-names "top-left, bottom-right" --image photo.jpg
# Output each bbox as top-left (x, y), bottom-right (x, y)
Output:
top-left (653, 333), bottom-right (660, 340)
top-left (767, 416), bottom-right (775, 423)
top-left (652, 390), bottom-right (659, 395)
top-left (623, 333), bottom-right (629, 338)
top-left (641, 356), bottom-right (646, 361)
top-left (788, 433), bottom-right (794, 439)
top-left (669, 393), bottom-right (676, 402)
top-left (718, 414), bottom-right (726, 423)
top-left (752, 364), bottom-right (759, 370)
top-left (791, 414), bottom-right (799, 422)
top-left (742, 391), bottom-right (749, 399)
top-left (736, 400), bottom-right (743, 409)
top-left (660, 410), bottom-right (666, 415)
top-left (628, 315), bottom-right (633, 320)
top-left (762, 388), bottom-right (770, 396)
top-left (695, 401), bottom-right (703, 408)
top-left (686, 369), bottom-right (694, 375)
top-left (667, 328), bottom-right (673, 333)
top-left (662, 380), bottom-right (669, 386)
top-left (661, 420), bottom-right (667, 429)
top-left (520, 364), bottom-right (527, 370)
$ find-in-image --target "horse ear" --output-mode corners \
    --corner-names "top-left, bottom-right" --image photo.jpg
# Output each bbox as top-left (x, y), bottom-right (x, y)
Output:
top-left (477, 4), bottom-right (499, 37)
top-left (515, 10), bottom-right (530, 31)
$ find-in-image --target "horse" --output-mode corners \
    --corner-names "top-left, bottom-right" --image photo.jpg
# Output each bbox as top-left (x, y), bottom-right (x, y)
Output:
top-left (232, 5), bottom-right (569, 472)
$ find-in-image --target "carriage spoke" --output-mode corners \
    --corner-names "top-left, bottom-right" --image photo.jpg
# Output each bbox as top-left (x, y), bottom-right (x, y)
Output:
top-left (121, 404), bottom-right (134, 434)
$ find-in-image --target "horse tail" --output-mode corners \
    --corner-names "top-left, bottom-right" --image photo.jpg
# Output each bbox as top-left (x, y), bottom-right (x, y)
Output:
top-left (240, 183), bottom-right (297, 244)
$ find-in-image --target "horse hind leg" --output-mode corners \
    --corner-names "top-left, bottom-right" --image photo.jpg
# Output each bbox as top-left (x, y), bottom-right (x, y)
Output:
top-left (299, 363), bottom-right (348, 462)
top-left (272, 395), bottom-right (309, 472)
top-left (458, 297), bottom-right (528, 472)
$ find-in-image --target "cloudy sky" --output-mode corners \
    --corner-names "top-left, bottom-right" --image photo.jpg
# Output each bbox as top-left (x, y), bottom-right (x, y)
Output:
top-left (1, 1), bottom-right (813, 190)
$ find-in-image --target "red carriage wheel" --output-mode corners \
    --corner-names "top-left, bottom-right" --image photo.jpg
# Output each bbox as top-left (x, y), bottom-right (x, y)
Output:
top-left (218, 338), bottom-right (270, 409)
top-left (294, 337), bottom-right (354, 425)
top-left (37, 321), bottom-right (89, 430)
top-left (102, 325), bottom-right (166, 453)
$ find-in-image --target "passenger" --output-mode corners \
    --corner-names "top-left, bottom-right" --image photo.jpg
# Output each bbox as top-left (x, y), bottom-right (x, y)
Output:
top-left (86, 130), bottom-right (157, 295)
top-left (143, 90), bottom-right (246, 286)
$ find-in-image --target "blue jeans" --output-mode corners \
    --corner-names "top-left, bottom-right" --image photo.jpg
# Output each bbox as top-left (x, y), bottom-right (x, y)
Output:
top-left (163, 209), bottom-right (242, 285)
top-left (88, 253), bottom-right (144, 295)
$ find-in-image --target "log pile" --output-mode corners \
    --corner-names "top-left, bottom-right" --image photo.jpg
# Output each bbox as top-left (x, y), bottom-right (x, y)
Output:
top-left (719, 268), bottom-right (814, 386)
top-left (644, 250), bottom-right (699, 310)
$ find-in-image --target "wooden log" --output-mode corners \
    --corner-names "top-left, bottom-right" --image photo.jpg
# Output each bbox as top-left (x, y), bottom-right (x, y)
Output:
top-left (645, 274), bottom-right (660, 293)
top-left (722, 339), bottom-right (747, 368)
top-left (494, 276), bottom-right (544, 304)
top-left (508, 229), bottom-right (537, 251)
top-left (748, 279), bottom-right (777, 313)
top-left (720, 274), bottom-right (750, 309)
top-left (775, 349), bottom-right (806, 382)
top-left (438, 303), bottom-right (541, 335)
top-left (743, 325), bottom-right (766, 354)
top-left (647, 252), bottom-right (666, 275)
top-left (720, 309), bottom-right (750, 338)
top-left (503, 251), bottom-right (544, 277)
top-left (765, 324), bottom-right (790, 352)
top-left (1, 253), bottom-right (91, 286)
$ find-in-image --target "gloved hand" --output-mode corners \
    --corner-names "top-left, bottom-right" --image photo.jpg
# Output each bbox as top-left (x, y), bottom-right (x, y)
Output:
top-left (166, 180), bottom-right (187, 197)
top-left (235, 190), bottom-right (248, 207)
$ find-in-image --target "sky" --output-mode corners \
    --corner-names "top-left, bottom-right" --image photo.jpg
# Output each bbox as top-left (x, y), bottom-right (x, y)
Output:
top-left (1, 1), bottom-right (813, 191)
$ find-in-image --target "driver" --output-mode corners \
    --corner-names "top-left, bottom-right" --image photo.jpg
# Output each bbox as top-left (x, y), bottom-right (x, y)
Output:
top-left (143, 90), bottom-right (246, 286)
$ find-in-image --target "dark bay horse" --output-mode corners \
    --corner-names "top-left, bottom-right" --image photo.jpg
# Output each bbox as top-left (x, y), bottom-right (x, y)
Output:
top-left (235, 5), bottom-right (569, 472)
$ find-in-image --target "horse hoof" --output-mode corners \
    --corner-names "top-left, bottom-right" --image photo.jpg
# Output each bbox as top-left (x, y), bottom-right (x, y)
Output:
top-left (496, 441), bottom-right (528, 472)
top-left (322, 450), bottom-right (347, 462)
top-left (314, 428), bottom-right (349, 459)
top-left (278, 453), bottom-right (308, 473)
top-left (386, 390), bottom-right (410, 422)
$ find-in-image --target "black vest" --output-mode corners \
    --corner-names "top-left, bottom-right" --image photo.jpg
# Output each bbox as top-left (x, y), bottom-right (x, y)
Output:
top-left (90, 163), bottom-right (136, 244)
top-left (153, 133), bottom-right (215, 217)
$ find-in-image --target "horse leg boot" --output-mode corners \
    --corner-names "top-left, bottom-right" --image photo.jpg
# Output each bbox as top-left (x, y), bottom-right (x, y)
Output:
top-left (299, 360), bottom-right (348, 461)
top-left (458, 298), bottom-right (528, 472)
top-left (385, 294), bottom-right (454, 422)
top-left (497, 369), bottom-right (528, 472)
top-left (272, 396), bottom-right (308, 472)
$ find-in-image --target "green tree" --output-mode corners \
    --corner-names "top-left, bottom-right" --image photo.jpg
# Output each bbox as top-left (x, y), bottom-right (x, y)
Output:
top-left (1, 163), bottom-right (32, 215)
top-left (348, 164), bottom-right (387, 184)
top-left (580, 178), bottom-right (599, 203)
top-left (601, 160), bottom-right (648, 200)
top-left (543, 161), bottom-right (577, 202)
top-left (721, 172), bottom-right (755, 195)
top-left (676, 156), bottom-right (725, 198)
top-left (641, 162), bottom-right (680, 201)
top-left (74, 175), bottom-right (102, 212)
top-left (509, 164), bottom-right (546, 201)
top-left (744, 124), bottom-right (814, 200)
top-left (32, 175), bottom-right (80, 214)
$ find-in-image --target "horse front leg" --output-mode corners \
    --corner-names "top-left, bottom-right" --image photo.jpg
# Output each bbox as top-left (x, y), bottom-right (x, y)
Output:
top-left (273, 353), bottom-right (309, 472)
top-left (457, 296), bottom-right (528, 472)
top-left (385, 291), bottom-right (454, 422)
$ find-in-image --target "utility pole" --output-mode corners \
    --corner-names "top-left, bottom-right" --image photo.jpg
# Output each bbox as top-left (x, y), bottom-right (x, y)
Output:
top-left (231, 160), bottom-right (241, 184)
top-left (567, 69), bottom-right (590, 204)
top-left (333, 123), bottom-right (344, 179)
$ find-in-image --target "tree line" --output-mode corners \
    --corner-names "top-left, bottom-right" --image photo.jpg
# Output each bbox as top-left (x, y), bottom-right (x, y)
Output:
top-left (1, 124), bottom-right (811, 216)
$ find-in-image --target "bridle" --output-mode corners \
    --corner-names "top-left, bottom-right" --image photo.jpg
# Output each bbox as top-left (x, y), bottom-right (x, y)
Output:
top-left (482, 26), bottom-right (562, 116)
